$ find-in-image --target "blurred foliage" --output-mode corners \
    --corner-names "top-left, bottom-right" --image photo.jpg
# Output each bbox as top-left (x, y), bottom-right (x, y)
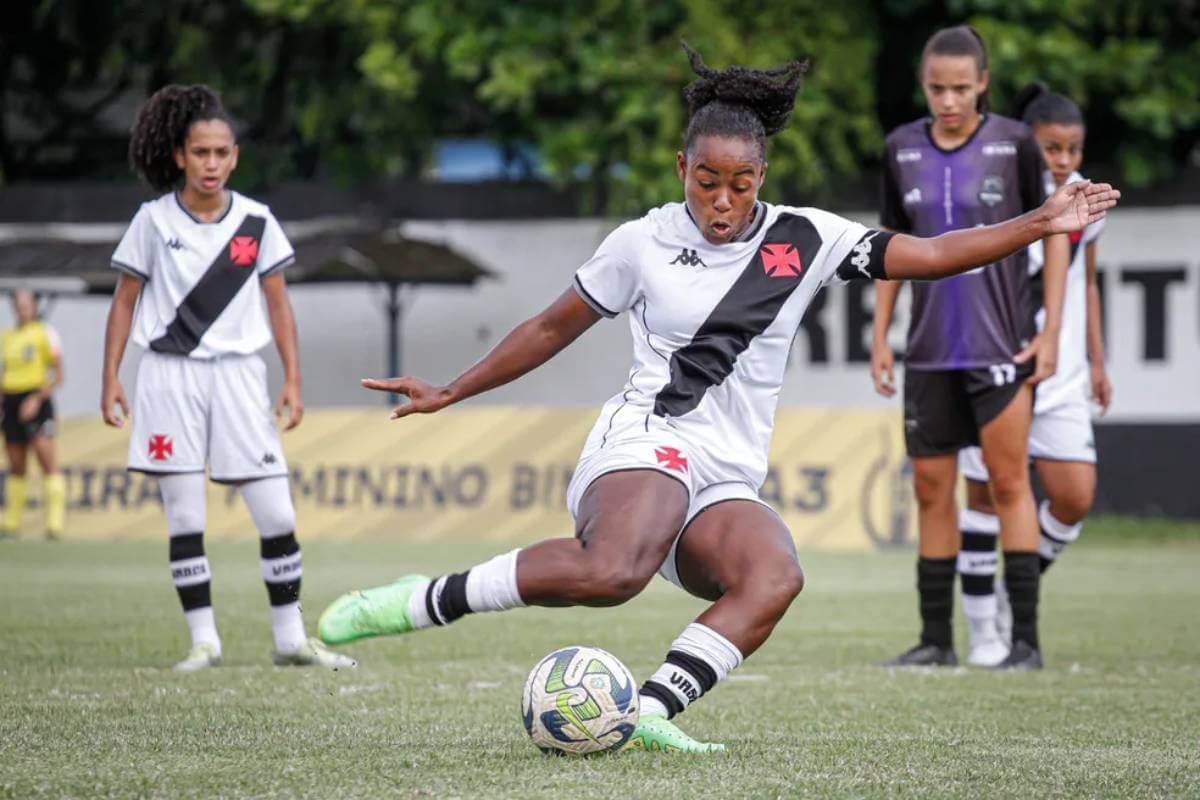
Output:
top-left (0, 0), bottom-right (1196, 211)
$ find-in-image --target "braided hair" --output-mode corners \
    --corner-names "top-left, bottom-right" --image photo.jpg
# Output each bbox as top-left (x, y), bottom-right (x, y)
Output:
top-left (128, 84), bottom-right (233, 191)
top-left (921, 25), bottom-right (990, 112)
top-left (1011, 81), bottom-right (1084, 129)
top-left (681, 42), bottom-right (809, 160)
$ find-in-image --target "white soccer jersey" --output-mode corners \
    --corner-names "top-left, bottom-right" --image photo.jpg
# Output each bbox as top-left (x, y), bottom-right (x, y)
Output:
top-left (573, 201), bottom-right (888, 490)
top-left (111, 191), bottom-right (295, 359)
top-left (1026, 171), bottom-right (1104, 412)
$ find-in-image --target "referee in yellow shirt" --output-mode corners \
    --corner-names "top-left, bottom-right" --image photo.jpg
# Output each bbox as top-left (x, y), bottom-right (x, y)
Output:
top-left (1, 289), bottom-right (65, 539)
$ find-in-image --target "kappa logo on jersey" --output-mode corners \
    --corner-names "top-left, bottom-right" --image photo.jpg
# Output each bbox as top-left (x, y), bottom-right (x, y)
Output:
top-left (850, 232), bottom-right (880, 279)
top-left (654, 446), bottom-right (688, 473)
top-left (166, 238), bottom-right (185, 251)
top-left (229, 236), bottom-right (260, 267)
top-left (760, 243), bottom-right (803, 278)
top-left (669, 248), bottom-right (707, 268)
top-left (148, 434), bottom-right (174, 462)
top-left (261, 452), bottom-right (277, 466)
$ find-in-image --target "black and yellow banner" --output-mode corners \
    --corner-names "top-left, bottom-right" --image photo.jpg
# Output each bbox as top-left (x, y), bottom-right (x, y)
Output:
top-left (6, 408), bottom-right (917, 551)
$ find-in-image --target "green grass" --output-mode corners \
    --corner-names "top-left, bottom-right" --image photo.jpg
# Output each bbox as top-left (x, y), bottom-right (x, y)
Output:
top-left (2, 522), bottom-right (1198, 799)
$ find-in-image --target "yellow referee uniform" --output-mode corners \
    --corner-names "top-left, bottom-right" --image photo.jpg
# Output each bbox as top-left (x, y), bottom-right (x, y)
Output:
top-left (1, 320), bottom-right (64, 536)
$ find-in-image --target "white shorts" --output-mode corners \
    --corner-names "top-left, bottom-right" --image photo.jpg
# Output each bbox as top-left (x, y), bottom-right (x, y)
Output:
top-left (128, 351), bottom-right (288, 483)
top-left (959, 400), bottom-right (1096, 482)
top-left (565, 417), bottom-right (771, 591)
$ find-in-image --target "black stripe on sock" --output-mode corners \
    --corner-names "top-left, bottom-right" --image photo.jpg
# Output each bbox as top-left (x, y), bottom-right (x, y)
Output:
top-left (260, 532), bottom-right (299, 559)
top-left (1003, 551), bottom-right (1041, 650)
top-left (1040, 525), bottom-right (1072, 545)
top-left (665, 650), bottom-right (717, 694)
top-left (425, 578), bottom-right (444, 626)
top-left (961, 530), bottom-right (996, 553)
top-left (176, 582), bottom-right (211, 612)
top-left (640, 680), bottom-right (685, 719)
top-left (265, 579), bottom-right (300, 607)
top-left (436, 571), bottom-right (471, 624)
top-left (918, 557), bottom-right (956, 648)
top-left (960, 573), bottom-right (995, 596)
top-left (168, 532), bottom-right (205, 561)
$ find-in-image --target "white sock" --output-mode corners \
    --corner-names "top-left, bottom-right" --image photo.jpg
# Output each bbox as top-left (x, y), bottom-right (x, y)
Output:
top-left (959, 508), bottom-right (1000, 624)
top-left (1039, 500), bottom-right (1082, 563)
top-left (407, 549), bottom-right (525, 629)
top-left (639, 623), bottom-right (743, 718)
top-left (185, 607), bottom-right (221, 652)
top-left (271, 602), bottom-right (308, 654)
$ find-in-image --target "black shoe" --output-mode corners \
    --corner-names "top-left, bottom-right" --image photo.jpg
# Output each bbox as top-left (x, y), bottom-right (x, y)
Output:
top-left (882, 642), bottom-right (958, 667)
top-left (993, 640), bottom-right (1043, 671)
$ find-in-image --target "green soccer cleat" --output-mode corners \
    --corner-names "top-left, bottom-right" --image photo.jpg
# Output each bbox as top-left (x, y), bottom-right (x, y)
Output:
top-left (317, 574), bottom-right (430, 645)
top-left (173, 642), bottom-right (222, 673)
top-left (274, 637), bottom-right (359, 670)
top-left (623, 714), bottom-right (726, 754)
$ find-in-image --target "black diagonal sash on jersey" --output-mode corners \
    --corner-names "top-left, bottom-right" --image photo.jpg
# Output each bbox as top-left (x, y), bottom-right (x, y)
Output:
top-left (653, 213), bottom-right (824, 418)
top-left (150, 215), bottom-right (267, 356)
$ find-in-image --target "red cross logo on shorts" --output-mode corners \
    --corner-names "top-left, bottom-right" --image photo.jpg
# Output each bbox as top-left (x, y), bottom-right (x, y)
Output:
top-left (149, 434), bottom-right (174, 462)
top-left (654, 446), bottom-right (688, 474)
top-left (229, 236), bottom-right (259, 267)
top-left (760, 243), bottom-right (804, 278)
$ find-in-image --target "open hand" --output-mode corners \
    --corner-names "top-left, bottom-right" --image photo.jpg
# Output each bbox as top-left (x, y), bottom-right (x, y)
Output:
top-left (1043, 180), bottom-right (1121, 235)
top-left (361, 376), bottom-right (455, 420)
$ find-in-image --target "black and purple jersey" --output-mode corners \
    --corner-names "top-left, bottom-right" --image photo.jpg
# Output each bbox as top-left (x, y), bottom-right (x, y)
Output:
top-left (881, 114), bottom-right (1046, 370)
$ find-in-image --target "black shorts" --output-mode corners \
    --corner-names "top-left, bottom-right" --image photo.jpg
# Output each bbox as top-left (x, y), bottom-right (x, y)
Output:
top-left (2, 391), bottom-right (56, 444)
top-left (903, 365), bottom-right (1032, 457)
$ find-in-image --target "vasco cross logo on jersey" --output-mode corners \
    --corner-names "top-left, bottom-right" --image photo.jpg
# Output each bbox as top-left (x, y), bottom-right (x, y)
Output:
top-left (148, 434), bottom-right (174, 462)
top-left (669, 248), bottom-right (707, 268)
top-left (760, 243), bottom-right (804, 278)
top-left (654, 446), bottom-right (688, 474)
top-left (229, 236), bottom-right (260, 267)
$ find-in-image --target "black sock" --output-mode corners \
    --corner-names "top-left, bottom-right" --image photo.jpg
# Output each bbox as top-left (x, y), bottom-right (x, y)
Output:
top-left (424, 571), bottom-right (471, 626)
top-left (1004, 551), bottom-right (1041, 650)
top-left (917, 557), bottom-right (956, 648)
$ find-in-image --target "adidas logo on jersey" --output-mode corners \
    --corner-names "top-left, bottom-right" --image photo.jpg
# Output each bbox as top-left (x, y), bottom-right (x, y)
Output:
top-left (669, 248), bottom-right (707, 268)
top-left (166, 238), bottom-right (186, 251)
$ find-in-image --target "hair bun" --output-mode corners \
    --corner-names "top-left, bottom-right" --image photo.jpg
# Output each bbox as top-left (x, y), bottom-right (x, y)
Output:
top-left (681, 41), bottom-right (808, 137)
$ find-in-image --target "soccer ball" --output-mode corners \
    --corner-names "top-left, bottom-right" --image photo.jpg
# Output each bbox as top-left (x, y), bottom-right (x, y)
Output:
top-left (521, 645), bottom-right (639, 755)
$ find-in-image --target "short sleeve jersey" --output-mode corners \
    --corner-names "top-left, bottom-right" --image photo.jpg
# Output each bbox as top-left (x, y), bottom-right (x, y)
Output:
top-left (1027, 170), bottom-right (1104, 411)
top-left (881, 114), bottom-right (1046, 370)
top-left (110, 191), bottom-right (295, 359)
top-left (574, 201), bottom-right (891, 489)
top-left (1, 321), bottom-right (61, 394)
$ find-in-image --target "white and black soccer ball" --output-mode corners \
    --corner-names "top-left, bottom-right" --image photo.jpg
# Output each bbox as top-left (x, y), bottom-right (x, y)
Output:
top-left (521, 645), bottom-right (639, 755)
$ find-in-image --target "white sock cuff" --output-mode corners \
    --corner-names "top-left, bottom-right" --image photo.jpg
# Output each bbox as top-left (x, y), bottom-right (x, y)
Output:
top-left (465, 548), bottom-right (525, 612)
top-left (960, 508), bottom-right (1000, 534)
top-left (672, 623), bottom-right (743, 680)
top-left (957, 549), bottom-right (998, 575)
top-left (1039, 501), bottom-right (1082, 543)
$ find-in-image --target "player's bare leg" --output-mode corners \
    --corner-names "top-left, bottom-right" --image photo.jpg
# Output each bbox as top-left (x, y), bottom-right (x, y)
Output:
top-left (886, 453), bottom-right (961, 666)
top-left (318, 470), bottom-right (687, 643)
top-left (979, 384), bottom-right (1043, 669)
top-left (626, 500), bottom-right (802, 753)
top-left (1033, 459), bottom-right (1094, 570)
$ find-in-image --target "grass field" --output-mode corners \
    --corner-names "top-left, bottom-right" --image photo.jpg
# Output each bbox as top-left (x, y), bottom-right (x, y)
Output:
top-left (2, 521), bottom-right (1198, 799)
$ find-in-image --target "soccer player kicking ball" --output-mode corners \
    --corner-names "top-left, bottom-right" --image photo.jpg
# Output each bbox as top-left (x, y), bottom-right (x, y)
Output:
top-left (319, 45), bottom-right (1119, 751)
top-left (102, 85), bottom-right (355, 672)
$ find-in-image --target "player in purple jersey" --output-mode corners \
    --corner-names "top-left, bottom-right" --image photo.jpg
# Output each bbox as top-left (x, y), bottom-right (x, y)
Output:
top-left (872, 27), bottom-right (1072, 670)
top-left (315, 46), bottom-right (1117, 751)
top-left (957, 84), bottom-right (1112, 665)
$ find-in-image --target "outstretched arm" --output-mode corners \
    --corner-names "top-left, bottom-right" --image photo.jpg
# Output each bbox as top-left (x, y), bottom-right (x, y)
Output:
top-left (363, 287), bottom-right (602, 419)
top-left (882, 181), bottom-right (1119, 281)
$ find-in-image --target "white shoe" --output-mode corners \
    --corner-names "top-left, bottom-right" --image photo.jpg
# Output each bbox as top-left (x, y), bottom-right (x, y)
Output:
top-left (273, 636), bottom-right (358, 670)
top-left (995, 580), bottom-right (1013, 647)
top-left (173, 642), bottom-right (222, 672)
top-left (967, 637), bottom-right (1010, 667)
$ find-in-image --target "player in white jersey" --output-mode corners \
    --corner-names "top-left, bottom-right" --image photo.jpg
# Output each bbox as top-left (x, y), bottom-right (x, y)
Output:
top-left (100, 85), bottom-right (354, 672)
top-left (957, 85), bottom-right (1112, 666)
top-left (316, 47), bottom-right (1118, 752)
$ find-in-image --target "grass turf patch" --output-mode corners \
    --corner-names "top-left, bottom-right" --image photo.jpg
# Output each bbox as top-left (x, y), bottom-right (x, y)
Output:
top-left (1, 531), bottom-right (1197, 799)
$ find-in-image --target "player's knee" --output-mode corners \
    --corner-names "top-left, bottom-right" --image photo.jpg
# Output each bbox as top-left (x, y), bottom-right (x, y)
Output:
top-left (772, 561), bottom-right (805, 606)
top-left (164, 503), bottom-right (206, 535)
top-left (913, 472), bottom-right (953, 510)
top-left (988, 470), bottom-right (1030, 509)
top-left (582, 562), bottom-right (653, 606)
top-left (739, 559), bottom-right (804, 612)
top-left (1049, 490), bottom-right (1092, 526)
